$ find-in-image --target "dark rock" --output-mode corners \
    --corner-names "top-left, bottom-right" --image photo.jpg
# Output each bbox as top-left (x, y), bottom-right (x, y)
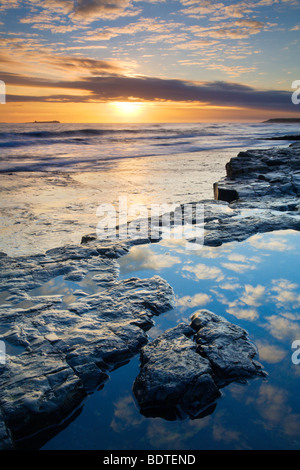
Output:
top-left (0, 241), bottom-right (175, 447)
top-left (133, 310), bottom-right (266, 420)
top-left (191, 310), bottom-right (265, 385)
top-left (213, 183), bottom-right (239, 203)
top-left (266, 134), bottom-right (300, 141)
top-left (133, 323), bottom-right (221, 419)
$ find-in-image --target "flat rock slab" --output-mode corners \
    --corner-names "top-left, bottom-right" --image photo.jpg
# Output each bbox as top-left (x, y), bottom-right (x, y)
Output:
top-left (0, 242), bottom-right (175, 449)
top-left (133, 310), bottom-right (266, 420)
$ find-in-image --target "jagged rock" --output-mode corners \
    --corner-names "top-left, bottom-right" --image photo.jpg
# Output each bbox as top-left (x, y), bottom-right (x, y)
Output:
top-left (133, 323), bottom-right (221, 420)
top-left (0, 241), bottom-right (175, 447)
top-left (133, 310), bottom-right (266, 420)
top-left (206, 147), bottom-right (300, 245)
top-left (191, 310), bottom-right (265, 384)
top-left (0, 354), bottom-right (86, 441)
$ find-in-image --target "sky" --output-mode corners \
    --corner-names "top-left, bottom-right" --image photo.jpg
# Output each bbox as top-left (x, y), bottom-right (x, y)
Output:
top-left (0, 0), bottom-right (300, 123)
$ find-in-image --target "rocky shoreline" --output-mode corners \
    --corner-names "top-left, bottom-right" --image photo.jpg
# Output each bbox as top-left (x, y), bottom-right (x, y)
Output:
top-left (0, 143), bottom-right (299, 449)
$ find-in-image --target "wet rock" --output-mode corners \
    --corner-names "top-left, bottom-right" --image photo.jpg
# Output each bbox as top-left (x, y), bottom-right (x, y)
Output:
top-left (191, 310), bottom-right (265, 384)
top-left (133, 323), bottom-right (221, 419)
top-left (133, 310), bottom-right (266, 420)
top-left (0, 354), bottom-right (86, 441)
top-left (206, 146), bottom-right (300, 246)
top-left (0, 241), bottom-right (175, 447)
top-left (0, 409), bottom-right (14, 450)
top-left (213, 183), bottom-right (239, 203)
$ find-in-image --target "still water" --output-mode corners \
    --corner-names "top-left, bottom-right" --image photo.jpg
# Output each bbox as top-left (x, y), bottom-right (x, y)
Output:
top-left (41, 229), bottom-right (300, 450)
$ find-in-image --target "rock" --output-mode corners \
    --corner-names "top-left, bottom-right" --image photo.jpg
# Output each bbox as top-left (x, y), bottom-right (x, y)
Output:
top-left (202, 146), bottom-right (300, 246)
top-left (213, 183), bottom-right (239, 203)
top-left (0, 354), bottom-right (86, 441)
top-left (133, 324), bottom-right (221, 420)
top-left (266, 135), bottom-right (300, 141)
top-left (191, 310), bottom-right (265, 384)
top-left (0, 241), bottom-right (175, 447)
top-left (133, 310), bottom-right (266, 420)
top-left (1, 143), bottom-right (299, 446)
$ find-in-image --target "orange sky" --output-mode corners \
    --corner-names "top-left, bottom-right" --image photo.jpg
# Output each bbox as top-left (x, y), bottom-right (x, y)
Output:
top-left (0, 0), bottom-right (300, 123)
top-left (2, 100), bottom-right (299, 124)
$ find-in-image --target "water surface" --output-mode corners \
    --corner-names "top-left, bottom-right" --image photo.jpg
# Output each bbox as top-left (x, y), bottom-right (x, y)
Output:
top-left (41, 230), bottom-right (300, 450)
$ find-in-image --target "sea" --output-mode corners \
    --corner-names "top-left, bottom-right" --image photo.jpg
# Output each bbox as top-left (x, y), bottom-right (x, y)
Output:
top-left (0, 121), bottom-right (298, 256)
top-left (1, 121), bottom-right (300, 451)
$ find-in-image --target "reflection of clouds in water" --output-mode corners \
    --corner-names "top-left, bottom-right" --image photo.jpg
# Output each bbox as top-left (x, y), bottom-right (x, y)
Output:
top-left (249, 233), bottom-right (294, 252)
top-left (255, 341), bottom-right (287, 364)
top-left (119, 246), bottom-right (181, 274)
top-left (182, 263), bottom-right (224, 282)
top-left (160, 238), bottom-right (233, 259)
top-left (271, 279), bottom-right (300, 310)
top-left (212, 286), bottom-right (260, 321)
top-left (264, 315), bottom-right (300, 341)
top-left (221, 262), bottom-right (257, 274)
top-left (219, 282), bottom-right (242, 291)
top-left (248, 384), bottom-right (300, 438)
top-left (146, 416), bottom-right (211, 449)
top-left (214, 276), bottom-right (300, 326)
top-left (110, 395), bottom-right (144, 433)
top-left (240, 285), bottom-right (265, 307)
top-left (177, 292), bottom-right (211, 310)
top-left (227, 307), bottom-right (259, 321)
top-left (212, 417), bottom-right (243, 447)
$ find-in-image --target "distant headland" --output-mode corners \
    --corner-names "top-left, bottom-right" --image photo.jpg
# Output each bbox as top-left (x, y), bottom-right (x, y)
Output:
top-left (263, 118), bottom-right (300, 124)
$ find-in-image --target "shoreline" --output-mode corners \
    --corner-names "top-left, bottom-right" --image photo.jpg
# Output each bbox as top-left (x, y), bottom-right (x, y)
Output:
top-left (0, 142), bottom-right (300, 449)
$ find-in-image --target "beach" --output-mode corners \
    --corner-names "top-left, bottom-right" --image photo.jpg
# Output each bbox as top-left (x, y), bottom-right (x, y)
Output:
top-left (1, 122), bottom-right (300, 450)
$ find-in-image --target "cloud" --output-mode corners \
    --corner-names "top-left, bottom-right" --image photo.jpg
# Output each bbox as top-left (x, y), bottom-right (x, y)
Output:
top-left (226, 306), bottom-right (259, 320)
top-left (264, 315), bottom-right (300, 340)
top-left (118, 245), bottom-right (181, 274)
top-left (256, 340), bottom-right (287, 364)
top-left (2, 62), bottom-right (298, 113)
top-left (240, 284), bottom-right (266, 307)
top-left (249, 233), bottom-right (293, 252)
top-left (221, 262), bottom-right (256, 274)
top-left (252, 384), bottom-right (300, 438)
top-left (177, 292), bottom-right (212, 309)
top-left (219, 282), bottom-right (242, 291)
top-left (271, 279), bottom-right (300, 309)
top-left (182, 263), bottom-right (224, 281)
top-left (72, 0), bottom-right (141, 21)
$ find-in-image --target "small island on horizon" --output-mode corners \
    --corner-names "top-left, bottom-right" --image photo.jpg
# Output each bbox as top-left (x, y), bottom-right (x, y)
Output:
top-left (28, 120), bottom-right (61, 124)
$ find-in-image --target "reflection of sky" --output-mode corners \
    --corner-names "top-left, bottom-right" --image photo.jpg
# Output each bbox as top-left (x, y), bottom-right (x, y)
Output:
top-left (43, 229), bottom-right (300, 450)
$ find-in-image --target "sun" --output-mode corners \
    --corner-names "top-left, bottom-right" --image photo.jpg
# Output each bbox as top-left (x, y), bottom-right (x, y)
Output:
top-left (111, 101), bottom-right (142, 117)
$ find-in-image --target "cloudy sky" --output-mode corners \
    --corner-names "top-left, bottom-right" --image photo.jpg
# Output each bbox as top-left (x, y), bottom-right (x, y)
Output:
top-left (0, 0), bottom-right (300, 122)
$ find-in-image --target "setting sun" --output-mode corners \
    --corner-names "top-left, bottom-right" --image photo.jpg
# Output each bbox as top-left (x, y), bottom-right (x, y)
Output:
top-left (111, 101), bottom-right (143, 117)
